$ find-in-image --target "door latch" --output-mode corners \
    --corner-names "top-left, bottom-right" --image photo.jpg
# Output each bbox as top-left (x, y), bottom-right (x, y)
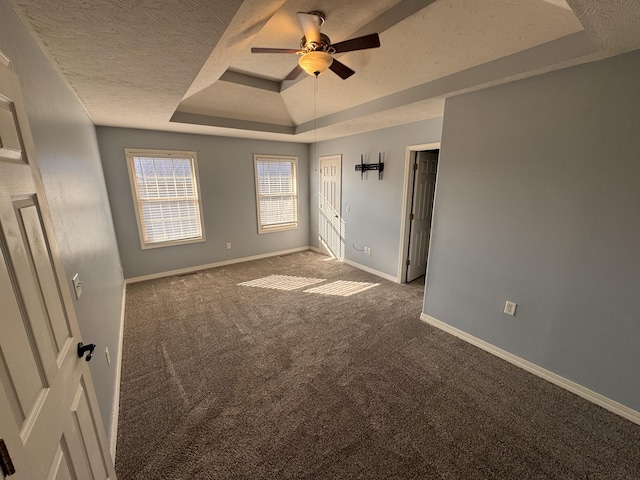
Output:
top-left (0, 439), bottom-right (16, 476)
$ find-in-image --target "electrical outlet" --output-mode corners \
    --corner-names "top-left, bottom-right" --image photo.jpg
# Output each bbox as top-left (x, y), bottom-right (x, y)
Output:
top-left (226, 242), bottom-right (232, 250)
top-left (504, 301), bottom-right (517, 316)
top-left (365, 247), bottom-right (372, 255)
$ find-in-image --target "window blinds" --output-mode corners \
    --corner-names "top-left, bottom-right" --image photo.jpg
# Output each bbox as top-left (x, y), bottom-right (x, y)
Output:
top-left (255, 158), bottom-right (298, 232)
top-left (132, 155), bottom-right (202, 244)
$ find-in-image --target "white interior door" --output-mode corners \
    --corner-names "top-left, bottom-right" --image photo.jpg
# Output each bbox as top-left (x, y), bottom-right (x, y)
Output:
top-left (406, 151), bottom-right (438, 282)
top-left (318, 155), bottom-right (343, 259)
top-left (0, 57), bottom-right (116, 479)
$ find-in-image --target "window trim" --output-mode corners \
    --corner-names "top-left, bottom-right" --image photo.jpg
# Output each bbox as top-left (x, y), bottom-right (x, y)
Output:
top-left (125, 148), bottom-right (206, 250)
top-left (253, 154), bottom-right (299, 234)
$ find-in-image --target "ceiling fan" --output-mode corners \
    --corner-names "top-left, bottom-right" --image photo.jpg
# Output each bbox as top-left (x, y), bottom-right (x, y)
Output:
top-left (251, 11), bottom-right (381, 80)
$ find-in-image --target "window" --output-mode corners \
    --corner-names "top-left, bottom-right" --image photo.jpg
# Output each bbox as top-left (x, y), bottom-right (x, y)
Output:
top-left (254, 155), bottom-right (298, 234)
top-left (125, 149), bottom-right (205, 249)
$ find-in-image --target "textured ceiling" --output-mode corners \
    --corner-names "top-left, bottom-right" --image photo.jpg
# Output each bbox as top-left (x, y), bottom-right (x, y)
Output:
top-left (7, 0), bottom-right (640, 143)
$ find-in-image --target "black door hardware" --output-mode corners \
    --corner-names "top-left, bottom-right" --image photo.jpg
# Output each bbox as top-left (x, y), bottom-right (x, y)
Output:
top-left (77, 342), bottom-right (96, 362)
top-left (0, 439), bottom-right (16, 476)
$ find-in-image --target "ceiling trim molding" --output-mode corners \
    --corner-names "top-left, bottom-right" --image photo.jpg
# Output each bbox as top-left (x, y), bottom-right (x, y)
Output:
top-left (219, 70), bottom-right (281, 93)
top-left (296, 30), bottom-right (598, 134)
top-left (350, 0), bottom-right (438, 41)
top-left (174, 29), bottom-right (598, 138)
top-left (170, 111), bottom-right (295, 135)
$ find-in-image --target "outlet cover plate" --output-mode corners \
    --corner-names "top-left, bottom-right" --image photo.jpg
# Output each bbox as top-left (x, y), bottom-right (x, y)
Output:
top-left (504, 300), bottom-right (517, 316)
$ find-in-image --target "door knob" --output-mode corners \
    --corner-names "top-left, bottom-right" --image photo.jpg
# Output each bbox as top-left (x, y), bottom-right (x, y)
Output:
top-left (77, 342), bottom-right (96, 362)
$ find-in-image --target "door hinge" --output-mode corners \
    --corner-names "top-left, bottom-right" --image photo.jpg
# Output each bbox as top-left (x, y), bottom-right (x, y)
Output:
top-left (413, 163), bottom-right (418, 171)
top-left (406, 259), bottom-right (411, 266)
top-left (0, 439), bottom-right (16, 476)
top-left (409, 213), bottom-right (414, 220)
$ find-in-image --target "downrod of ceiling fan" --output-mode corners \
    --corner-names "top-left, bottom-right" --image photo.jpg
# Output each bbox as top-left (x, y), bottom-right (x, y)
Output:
top-left (306, 11), bottom-right (325, 26)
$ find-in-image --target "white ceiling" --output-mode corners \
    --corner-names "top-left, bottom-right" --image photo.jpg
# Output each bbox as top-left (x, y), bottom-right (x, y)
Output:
top-left (8, 0), bottom-right (640, 143)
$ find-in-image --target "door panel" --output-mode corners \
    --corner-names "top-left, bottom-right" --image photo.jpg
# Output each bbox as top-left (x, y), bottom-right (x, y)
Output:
top-left (47, 442), bottom-right (75, 480)
top-left (63, 382), bottom-right (110, 479)
top-left (18, 198), bottom-right (72, 352)
top-left (319, 155), bottom-right (343, 259)
top-left (0, 90), bottom-right (27, 164)
top-left (0, 56), bottom-right (115, 479)
top-left (0, 208), bottom-right (51, 439)
top-left (407, 151), bottom-right (438, 282)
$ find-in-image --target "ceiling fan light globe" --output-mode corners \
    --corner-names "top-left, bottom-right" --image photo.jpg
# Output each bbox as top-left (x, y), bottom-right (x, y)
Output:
top-left (299, 51), bottom-right (333, 76)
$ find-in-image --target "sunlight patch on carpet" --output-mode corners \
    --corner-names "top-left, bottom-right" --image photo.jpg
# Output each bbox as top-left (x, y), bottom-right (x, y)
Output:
top-left (304, 280), bottom-right (379, 297)
top-left (238, 275), bottom-right (326, 291)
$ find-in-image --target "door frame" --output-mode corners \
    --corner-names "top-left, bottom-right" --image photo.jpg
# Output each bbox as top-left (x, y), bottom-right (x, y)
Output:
top-left (397, 142), bottom-right (440, 283)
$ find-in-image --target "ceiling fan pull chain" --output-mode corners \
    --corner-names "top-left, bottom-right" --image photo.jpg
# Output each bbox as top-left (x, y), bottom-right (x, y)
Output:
top-left (314, 75), bottom-right (318, 171)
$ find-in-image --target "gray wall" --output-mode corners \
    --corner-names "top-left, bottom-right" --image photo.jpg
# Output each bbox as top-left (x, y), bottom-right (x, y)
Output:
top-left (425, 49), bottom-right (640, 411)
top-left (312, 119), bottom-right (443, 278)
top-left (97, 127), bottom-right (310, 279)
top-left (0, 0), bottom-right (124, 439)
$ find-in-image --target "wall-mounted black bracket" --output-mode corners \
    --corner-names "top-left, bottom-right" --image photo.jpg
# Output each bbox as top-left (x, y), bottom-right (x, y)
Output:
top-left (355, 153), bottom-right (384, 180)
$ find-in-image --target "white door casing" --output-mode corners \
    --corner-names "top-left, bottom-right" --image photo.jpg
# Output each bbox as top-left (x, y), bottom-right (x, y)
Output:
top-left (0, 56), bottom-right (116, 479)
top-left (406, 151), bottom-right (438, 282)
top-left (318, 155), bottom-right (343, 259)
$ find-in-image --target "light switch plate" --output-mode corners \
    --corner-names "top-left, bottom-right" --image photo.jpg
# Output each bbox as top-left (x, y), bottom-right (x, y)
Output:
top-left (72, 273), bottom-right (82, 300)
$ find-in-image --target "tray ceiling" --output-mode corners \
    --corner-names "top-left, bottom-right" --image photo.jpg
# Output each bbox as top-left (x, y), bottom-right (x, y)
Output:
top-left (8, 0), bottom-right (640, 142)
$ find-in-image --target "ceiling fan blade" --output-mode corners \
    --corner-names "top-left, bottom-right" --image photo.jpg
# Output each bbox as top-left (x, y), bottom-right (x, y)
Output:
top-left (296, 12), bottom-right (322, 44)
top-left (251, 47), bottom-right (300, 54)
top-left (329, 59), bottom-right (355, 80)
top-left (331, 33), bottom-right (380, 54)
top-left (284, 65), bottom-right (303, 81)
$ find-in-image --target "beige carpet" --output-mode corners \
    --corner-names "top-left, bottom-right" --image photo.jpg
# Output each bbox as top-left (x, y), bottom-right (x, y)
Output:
top-left (116, 251), bottom-right (639, 479)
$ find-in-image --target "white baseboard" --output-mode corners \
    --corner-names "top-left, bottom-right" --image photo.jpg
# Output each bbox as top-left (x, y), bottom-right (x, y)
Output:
top-left (343, 259), bottom-right (399, 283)
top-left (420, 313), bottom-right (640, 425)
top-left (125, 247), bottom-right (312, 284)
top-left (109, 282), bottom-right (126, 461)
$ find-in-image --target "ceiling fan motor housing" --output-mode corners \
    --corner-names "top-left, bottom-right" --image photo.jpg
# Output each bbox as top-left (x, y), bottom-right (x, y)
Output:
top-left (300, 33), bottom-right (334, 53)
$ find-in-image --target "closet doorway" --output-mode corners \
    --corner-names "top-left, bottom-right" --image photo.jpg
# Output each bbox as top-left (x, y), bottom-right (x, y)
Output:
top-left (398, 143), bottom-right (440, 284)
